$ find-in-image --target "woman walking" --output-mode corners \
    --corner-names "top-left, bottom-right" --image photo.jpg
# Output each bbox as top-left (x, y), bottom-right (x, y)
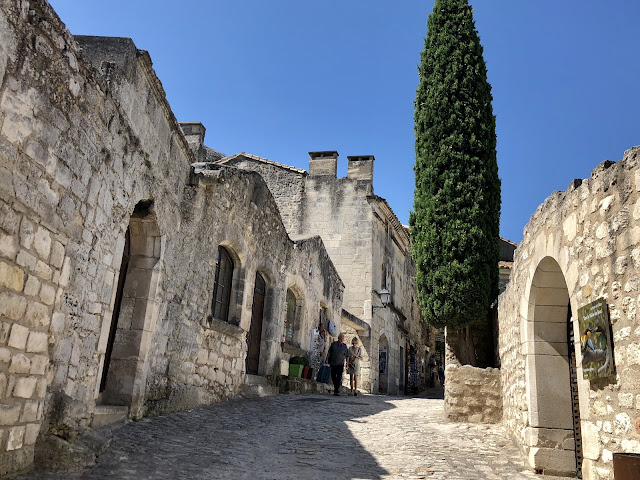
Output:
top-left (347, 337), bottom-right (363, 396)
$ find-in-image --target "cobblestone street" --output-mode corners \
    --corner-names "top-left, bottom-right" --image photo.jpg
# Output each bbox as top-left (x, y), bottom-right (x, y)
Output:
top-left (22, 390), bottom-right (558, 480)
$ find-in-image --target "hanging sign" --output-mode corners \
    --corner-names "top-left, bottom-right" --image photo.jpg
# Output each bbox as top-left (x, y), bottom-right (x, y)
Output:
top-left (577, 298), bottom-right (614, 380)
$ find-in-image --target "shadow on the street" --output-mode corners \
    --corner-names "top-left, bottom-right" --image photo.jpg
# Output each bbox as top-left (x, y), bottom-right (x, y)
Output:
top-left (19, 391), bottom-right (410, 480)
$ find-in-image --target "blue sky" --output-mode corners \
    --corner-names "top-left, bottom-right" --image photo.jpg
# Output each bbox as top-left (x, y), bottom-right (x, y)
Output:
top-left (50, 1), bottom-right (640, 243)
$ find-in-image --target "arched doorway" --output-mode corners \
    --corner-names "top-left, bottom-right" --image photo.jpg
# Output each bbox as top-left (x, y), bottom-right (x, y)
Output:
top-left (246, 272), bottom-right (266, 375)
top-left (99, 201), bottom-right (162, 417)
top-left (378, 334), bottom-right (389, 394)
top-left (525, 256), bottom-right (582, 476)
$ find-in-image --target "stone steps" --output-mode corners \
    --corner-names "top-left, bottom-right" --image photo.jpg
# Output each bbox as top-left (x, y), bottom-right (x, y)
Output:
top-left (91, 405), bottom-right (129, 428)
top-left (239, 374), bottom-right (280, 398)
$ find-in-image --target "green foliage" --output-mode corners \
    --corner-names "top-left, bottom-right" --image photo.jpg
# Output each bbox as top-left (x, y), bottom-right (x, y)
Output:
top-left (289, 356), bottom-right (309, 366)
top-left (411, 0), bottom-right (501, 329)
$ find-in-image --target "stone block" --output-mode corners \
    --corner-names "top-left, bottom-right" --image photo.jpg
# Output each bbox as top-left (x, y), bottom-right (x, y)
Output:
top-left (528, 354), bottom-right (573, 430)
top-left (19, 401), bottom-right (38, 423)
top-left (619, 392), bottom-right (634, 408)
top-left (15, 250), bottom-right (36, 270)
top-left (23, 275), bottom-right (40, 296)
top-left (0, 348), bottom-right (9, 363)
top-left (59, 257), bottom-right (71, 286)
top-left (50, 241), bottom-right (64, 269)
top-left (8, 353), bottom-right (30, 374)
top-left (23, 423), bottom-right (40, 446)
top-left (26, 332), bottom-right (48, 353)
top-left (6, 426), bottom-right (25, 451)
top-left (13, 377), bottom-right (37, 398)
top-left (529, 320), bottom-right (569, 344)
top-left (7, 324), bottom-right (29, 350)
top-left (528, 446), bottom-right (578, 476)
top-left (34, 260), bottom-right (52, 280)
top-left (0, 403), bottom-right (21, 425)
top-left (29, 355), bottom-right (48, 375)
top-left (0, 262), bottom-right (24, 292)
top-left (0, 293), bottom-right (27, 321)
top-left (581, 421), bottom-right (601, 460)
top-left (24, 302), bottom-right (50, 328)
top-left (39, 284), bottom-right (55, 306)
top-left (19, 219), bottom-right (34, 249)
top-left (0, 233), bottom-right (17, 260)
top-left (33, 226), bottom-right (51, 260)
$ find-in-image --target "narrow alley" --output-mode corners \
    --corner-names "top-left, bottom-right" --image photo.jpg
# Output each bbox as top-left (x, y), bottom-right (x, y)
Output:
top-left (21, 391), bottom-right (562, 480)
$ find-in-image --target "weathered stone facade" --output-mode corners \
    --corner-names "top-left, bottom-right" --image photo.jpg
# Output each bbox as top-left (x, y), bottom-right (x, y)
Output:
top-left (211, 152), bottom-right (434, 395)
top-left (498, 147), bottom-right (640, 478)
top-left (0, 2), bottom-right (343, 476)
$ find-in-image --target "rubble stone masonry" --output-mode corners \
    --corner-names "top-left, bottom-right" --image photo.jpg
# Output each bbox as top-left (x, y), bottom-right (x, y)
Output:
top-left (499, 146), bottom-right (640, 479)
top-left (0, 2), bottom-right (343, 476)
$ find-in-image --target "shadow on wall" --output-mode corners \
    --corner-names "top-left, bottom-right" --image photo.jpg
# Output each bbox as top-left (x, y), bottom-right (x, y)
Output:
top-left (19, 395), bottom-right (397, 480)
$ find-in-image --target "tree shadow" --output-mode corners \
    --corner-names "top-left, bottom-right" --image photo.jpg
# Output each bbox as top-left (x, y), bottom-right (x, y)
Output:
top-left (20, 393), bottom-right (399, 480)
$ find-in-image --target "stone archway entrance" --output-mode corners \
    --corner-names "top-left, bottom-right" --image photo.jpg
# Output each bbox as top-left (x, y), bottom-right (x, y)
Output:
top-left (99, 201), bottom-right (162, 417)
top-left (525, 256), bottom-right (582, 477)
top-left (246, 272), bottom-right (266, 375)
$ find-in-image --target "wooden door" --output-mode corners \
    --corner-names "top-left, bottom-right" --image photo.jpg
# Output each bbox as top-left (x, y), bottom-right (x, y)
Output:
top-left (246, 273), bottom-right (266, 375)
top-left (100, 227), bottom-right (130, 393)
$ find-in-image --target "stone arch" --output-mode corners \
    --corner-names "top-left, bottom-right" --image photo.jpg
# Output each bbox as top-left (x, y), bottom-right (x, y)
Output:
top-left (523, 255), bottom-right (582, 476)
top-left (98, 200), bottom-right (162, 417)
top-left (284, 285), bottom-right (305, 347)
top-left (211, 242), bottom-right (245, 326)
top-left (246, 267), bottom-right (277, 376)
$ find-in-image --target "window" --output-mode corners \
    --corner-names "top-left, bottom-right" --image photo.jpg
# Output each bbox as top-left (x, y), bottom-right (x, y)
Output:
top-left (382, 263), bottom-right (387, 289)
top-left (212, 246), bottom-right (234, 322)
top-left (284, 289), bottom-right (303, 344)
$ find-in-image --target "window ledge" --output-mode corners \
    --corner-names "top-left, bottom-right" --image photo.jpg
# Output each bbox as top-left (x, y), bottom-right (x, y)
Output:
top-left (281, 342), bottom-right (306, 357)
top-left (206, 317), bottom-right (244, 338)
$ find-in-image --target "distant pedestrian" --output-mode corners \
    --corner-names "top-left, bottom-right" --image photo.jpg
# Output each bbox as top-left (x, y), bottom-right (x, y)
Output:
top-left (327, 333), bottom-right (349, 396)
top-left (347, 337), bottom-right (363, 396)
top-left (438, 363), bottom-right (445, 386)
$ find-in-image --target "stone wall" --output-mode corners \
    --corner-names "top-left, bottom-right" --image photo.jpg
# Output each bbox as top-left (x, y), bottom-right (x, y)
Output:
top-left (444, 365), bottom-right (502, 424)
top-left (219, 154), bottom-right (434, 395)
top-left (498, 146), bottom-right (640, 479)
top-left (0, 2), bottom-right (343, 476)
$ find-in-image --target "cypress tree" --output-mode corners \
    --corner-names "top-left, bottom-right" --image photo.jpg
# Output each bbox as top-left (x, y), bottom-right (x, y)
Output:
top-left (411, 0), bottom-right (500, 330)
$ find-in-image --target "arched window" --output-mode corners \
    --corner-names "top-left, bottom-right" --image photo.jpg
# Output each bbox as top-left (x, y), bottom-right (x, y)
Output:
top-left (212, 246), bottom-right (234, 322)
top-left (284, 289), bottom-right (303, 344)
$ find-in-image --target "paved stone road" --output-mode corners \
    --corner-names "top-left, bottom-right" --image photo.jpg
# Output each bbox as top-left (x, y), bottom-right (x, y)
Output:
top-left (23, 390), bottom-right (563, 480)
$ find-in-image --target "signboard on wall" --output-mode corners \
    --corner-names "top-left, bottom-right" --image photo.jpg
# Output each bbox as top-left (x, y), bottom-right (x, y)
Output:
top-left (577, 298), bottom-right (614, 380)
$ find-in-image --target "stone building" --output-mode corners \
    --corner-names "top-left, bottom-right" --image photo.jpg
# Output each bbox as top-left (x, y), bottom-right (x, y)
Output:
top-left (208, 151), bottom-right (434, 394)
top-left (0, 2), bottom-right (343, 476)
top-left (499, 236), bottom-right (517, 294)
top-left (498, 148), bottom-right (640, 479)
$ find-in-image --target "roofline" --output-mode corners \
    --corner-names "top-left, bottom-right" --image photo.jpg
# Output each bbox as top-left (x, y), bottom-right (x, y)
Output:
top-left (500, 236), bottom-right (518, 247)
top-left (216, 152), bottom-right (307, 175)
top-left (368, 195), bottom-right (410, 247)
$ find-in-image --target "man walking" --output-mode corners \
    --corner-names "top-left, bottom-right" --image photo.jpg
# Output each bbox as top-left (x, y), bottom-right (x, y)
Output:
top-left (327, 333), bottom-right (349, 396)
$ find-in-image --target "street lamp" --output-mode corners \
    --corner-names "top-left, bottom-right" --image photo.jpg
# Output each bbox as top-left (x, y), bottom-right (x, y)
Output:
top-left (372, 288), bottom-right (391, 313)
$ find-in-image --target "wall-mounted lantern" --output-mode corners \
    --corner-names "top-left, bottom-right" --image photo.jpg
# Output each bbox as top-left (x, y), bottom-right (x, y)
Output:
top-left (372, 288), bottom-right (391, 314)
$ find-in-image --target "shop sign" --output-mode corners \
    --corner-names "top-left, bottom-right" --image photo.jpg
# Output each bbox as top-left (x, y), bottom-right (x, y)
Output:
top-left (577, 298), bottom-right (614, 379)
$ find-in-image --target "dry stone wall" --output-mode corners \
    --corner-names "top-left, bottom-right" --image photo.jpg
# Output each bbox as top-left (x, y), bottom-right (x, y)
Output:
top-left (498, 146), bottom-right (640, 479)
top-left (0, 2), bottom-right (343, 476)
top-left (444, 364), bottom-right (502, 424)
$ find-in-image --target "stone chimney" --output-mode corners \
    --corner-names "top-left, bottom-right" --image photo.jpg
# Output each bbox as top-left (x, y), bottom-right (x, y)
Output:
top-left (308, 151), bottom-right (338, 177)
top-left (347, 155), bottom-right (374, 181)
top-left (180, 122), bottom-right (206, 162)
